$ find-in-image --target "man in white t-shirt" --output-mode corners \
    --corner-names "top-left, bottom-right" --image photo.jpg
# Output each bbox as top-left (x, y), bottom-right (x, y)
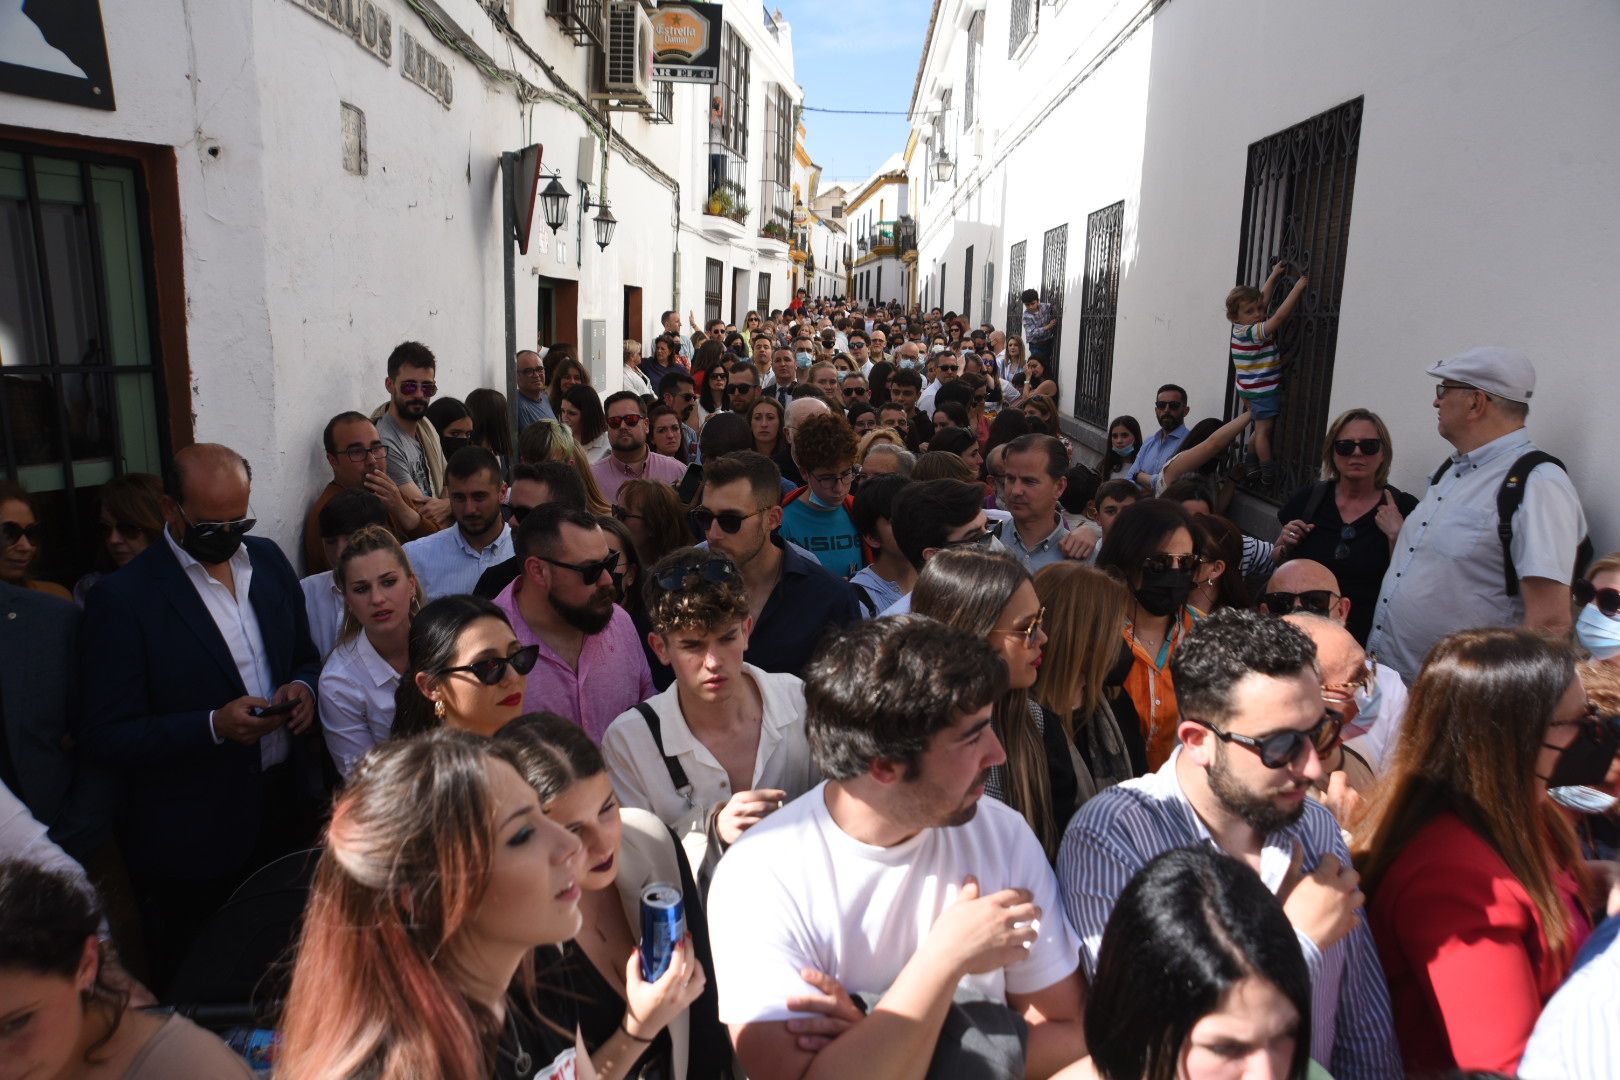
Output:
top-left (706, 615), bottom-right (1086, 1079)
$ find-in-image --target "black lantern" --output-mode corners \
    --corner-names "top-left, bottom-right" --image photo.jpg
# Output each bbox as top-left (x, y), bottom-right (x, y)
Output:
top-left (857, 235), bottom-right (869, 254)
top-left (538, 174), bottom-right (570, 233)
top-left (592, 204), bottom-right (617, 251)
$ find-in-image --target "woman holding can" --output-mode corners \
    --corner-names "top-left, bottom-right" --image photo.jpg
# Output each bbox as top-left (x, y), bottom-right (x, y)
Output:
top-left (495, 712), bottom-right (737, 1079)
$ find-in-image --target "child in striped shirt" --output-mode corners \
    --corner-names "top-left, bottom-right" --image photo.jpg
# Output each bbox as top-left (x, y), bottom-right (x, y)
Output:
top-left (1226, 261), bottom-right (1309, 489)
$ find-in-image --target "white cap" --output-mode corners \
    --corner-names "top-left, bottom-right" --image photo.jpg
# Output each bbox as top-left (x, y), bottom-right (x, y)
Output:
top-left (1425, 347), bottom-right (1536, 403)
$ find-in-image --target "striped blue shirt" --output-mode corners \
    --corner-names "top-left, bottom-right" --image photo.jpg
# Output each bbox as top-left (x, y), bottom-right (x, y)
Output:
top-left (1057, 750), bottom-right (1401, 1080)
top-left (1518, 913), bottom-right (1620, 1079)
top-left (403, 524), bottom-right (514, 600)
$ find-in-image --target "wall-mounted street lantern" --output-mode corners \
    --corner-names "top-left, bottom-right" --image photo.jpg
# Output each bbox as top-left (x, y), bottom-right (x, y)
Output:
top-left (931, 149), bottom-right (956, 184)
top-left (538, 173), bottom-right (571, 233)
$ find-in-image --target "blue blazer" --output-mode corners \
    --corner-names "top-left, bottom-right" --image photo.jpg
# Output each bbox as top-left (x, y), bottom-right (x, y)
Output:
top-left (77, 534), bottom-right (319, 881)
top-left (0, 582), bottom-right (79, 833)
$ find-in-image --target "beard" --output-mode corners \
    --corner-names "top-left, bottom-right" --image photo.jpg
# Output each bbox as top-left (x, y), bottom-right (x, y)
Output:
top-left (1158, 412), bottom-right (1180, 432)
top-left (397, 396), bottom-right (428, 420)
top-left (1207, 745), bottom-right (1307, 836)
top-left (554, 585), bottom-right (615, 634)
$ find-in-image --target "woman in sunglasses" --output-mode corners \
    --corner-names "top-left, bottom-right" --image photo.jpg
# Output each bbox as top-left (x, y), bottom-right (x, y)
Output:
top-left (613, 480), bottom-right (687, 582)
top-left (71, 473), bottom-right (165, 606)
top-left (1354, 629), bottom-right (1602, 1074)
top-left (496, 713), bottom-right (735, 1080)
top-left (912, 547), bottom-right (1072, 861)
top-left (320, 525), bottom-right (424, 779)
top-left (1275, 408), bottom-right (1417, 644)
top-left (393, 595), bottom-right (537, 738)
top-left (1096, 499), bottom-right (1206, 770)
top-left (0, 481), bottom-right (70, 600)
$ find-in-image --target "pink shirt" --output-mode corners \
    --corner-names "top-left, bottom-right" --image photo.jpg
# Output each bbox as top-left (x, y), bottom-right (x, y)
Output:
top-left (591, 450), bottom-right (687, 505)
top-left (494, 578), bottom-right (655, 743)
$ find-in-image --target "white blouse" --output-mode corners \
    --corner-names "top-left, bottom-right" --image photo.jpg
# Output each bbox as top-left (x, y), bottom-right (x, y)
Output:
top-left (318, 631), bottom-right (402, 779)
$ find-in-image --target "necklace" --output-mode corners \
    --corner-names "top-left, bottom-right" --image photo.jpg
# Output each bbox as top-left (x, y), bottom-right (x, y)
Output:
top-left (502, 1009), bottom-right (531, 1076)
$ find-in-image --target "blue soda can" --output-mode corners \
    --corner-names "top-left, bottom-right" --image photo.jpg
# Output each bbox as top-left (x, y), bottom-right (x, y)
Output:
top-left (639, 882), bottom-right (686, 982)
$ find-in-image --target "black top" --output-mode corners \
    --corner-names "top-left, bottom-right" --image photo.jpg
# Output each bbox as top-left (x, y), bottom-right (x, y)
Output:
top-left (474, 554), bottom-right (524, 600)
top-left (1276, 480), bottom-right (1419, 645)
top-left (744, 536), bottom-right (861, 677)
top-left (495, 989), bottom-right (580, 1080)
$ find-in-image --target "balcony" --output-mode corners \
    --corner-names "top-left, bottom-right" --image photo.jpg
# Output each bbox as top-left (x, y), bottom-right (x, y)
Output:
top-left (546, 0), bottom-right (605, 48)
top-left (702, 147), bottom-right (749, 240)
top-left (855, 220), bottom-right (898, 262)
top-left (758, 179), bottom-right (791, 245)
top-left (897, 216), bottom-right (918, 261)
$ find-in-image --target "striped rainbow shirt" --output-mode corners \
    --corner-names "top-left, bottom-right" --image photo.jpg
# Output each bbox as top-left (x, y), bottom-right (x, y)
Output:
top-left (1230, 321), bottom-right (1283, 397)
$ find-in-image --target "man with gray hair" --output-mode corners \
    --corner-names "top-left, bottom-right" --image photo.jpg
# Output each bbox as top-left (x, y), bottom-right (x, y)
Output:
top-left (1367, 348), bottom-right (1588, 681)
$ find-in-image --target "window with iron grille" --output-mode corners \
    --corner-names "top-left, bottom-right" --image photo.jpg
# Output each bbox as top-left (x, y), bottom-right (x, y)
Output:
top-left (962, 245), bottom-right (974, 316)
top-left (704, 258), bottom-right (723, 325)
top-left (757, 272), bottom-right (771, 317)
top-left (1039, 224), bottom-right (1067, 361)
top-left (939, 264), bottom-right (947, 314)
top-left (1225, 97), bottom-right (1362, 499)
top-left (649, 80), bottom-right (674, 124)
top-left (876, 267), bottom-right (883, 302)
top-left (0, 144), bottom-right (171, 584)
top-left (981, 262), bottom-right (994, 327)
top-left (1005, 240), bottom-right (1026, 334)
top-left (964, 13), bottom-right (983, 129)
top-left (1009, 0), bottom-right (1037, 58)
top-left (719, 27), bottom-right (750, 159)
top-left (1073, 201), bottom-right (1124, 427)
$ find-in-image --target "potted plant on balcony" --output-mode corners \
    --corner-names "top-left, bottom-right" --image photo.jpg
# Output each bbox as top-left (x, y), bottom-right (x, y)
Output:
top-left (705, 187), bottom-right (734, 217)
top-left (761, 220), bottom-right (789, 241)
top-left (728, 200), bottom-right (750, 225)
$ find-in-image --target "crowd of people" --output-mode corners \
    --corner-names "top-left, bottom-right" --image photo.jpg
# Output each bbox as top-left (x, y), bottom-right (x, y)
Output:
top-left (1, 287), bottom-right (1616, 1080)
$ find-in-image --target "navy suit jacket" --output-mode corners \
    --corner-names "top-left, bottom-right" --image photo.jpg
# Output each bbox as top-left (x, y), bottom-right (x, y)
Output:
top-left (77, 535), bottom-right (319, 881)
top-left (0, 582), bottom-right (79, 833)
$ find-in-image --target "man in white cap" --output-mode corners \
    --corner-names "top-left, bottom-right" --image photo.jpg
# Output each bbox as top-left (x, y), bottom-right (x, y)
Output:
top-left (1367, 347), bottom-right (1587, 681)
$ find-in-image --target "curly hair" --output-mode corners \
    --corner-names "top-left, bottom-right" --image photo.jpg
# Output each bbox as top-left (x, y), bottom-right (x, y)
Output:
top-left (643, 548), bottom-right (750, 637)
top-left (791, 410), bottom-right (857, 475)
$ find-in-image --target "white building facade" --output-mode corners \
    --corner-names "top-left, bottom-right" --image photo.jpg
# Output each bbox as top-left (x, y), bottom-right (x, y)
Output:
top-left (845, 156), bottom-right (912, 306)
top-left (906, 0), bottom-right (1620, 548)
top-left (0, 0), bottom-right (813, 575)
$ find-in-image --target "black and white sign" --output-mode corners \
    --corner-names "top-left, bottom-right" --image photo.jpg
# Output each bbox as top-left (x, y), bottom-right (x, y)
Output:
top-left (0, 0), bottom-right (116, 110)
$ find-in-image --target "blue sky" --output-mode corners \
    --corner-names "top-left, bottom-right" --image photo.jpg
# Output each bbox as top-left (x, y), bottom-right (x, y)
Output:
top-left (776, 0), bottom-right (934, 187)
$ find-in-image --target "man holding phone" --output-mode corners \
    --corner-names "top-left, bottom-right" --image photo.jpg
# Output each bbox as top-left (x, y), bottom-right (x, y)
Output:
top-left (79, 443), bottom-right (322, 992)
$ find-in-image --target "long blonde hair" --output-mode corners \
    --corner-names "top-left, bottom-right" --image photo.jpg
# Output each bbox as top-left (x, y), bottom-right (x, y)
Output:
top-left (1032, 563), bottom-right (1129, 736)
top-left (333, 525), bottom-right (422, 644)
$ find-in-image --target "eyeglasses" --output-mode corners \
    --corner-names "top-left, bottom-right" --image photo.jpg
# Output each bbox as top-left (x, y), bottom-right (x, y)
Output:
top-left (1575, 579), bottom-right (1620, 618)
top-left (689, 505), bottom-right (771, 537)
top-left (1258, 589), bottom-right (1340, 616)
top-left (337, 443), bottom-right (389, 463)
top-left (537, 550), bottom-right (620, 585)
top-left (1192, 711), bottom-right (1344, 770)
top-left (1153, 400), bottom-right (1185, 411)
top-left (653, 556), bottom-right (744, 592)
top-left (942, 526), bottom-right (996, 550)
top-left (605, 414), bottom-right (645, 430)
top-left (1333, 438), bottom-right (1382, 457)
top-left (972, 395), bottom-right (987, 405)
top-left (1434, 381), bottom-right (1477, 400)
top-left (811, 467), bottom-right (856, 487)
top-left (1141, 553), bottom-right (1202, 573)
top-left (1545, 702), bottom-right (1611, 746)
top-left (517, 367), bottom-right (544, 378)
top-left (440, 644), bottom-right (541, 686)
top-left (990, 606), bottom-right (1046, 648)
top-left (1331, 524), bottom-right (1358, 561)
top-left (1322, 655), bottom-right (1378, 706)
top-left (611, 505), bottom-right (645, 524)
top-left (1, 521), bottom-right (43, 547)
top-left (396, 379), bottom-right (437, 398)
top-left (177, 506), bottom-right (257, 540)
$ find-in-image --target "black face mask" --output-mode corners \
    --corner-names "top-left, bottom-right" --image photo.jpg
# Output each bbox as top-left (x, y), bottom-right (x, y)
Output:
top-left (1544, 715), bottom-right (1620, 789)
top-left (439, 435), bottom-right (471, 459)
top-left (179, 523), bottom-right (247, 566)
top-left (1104, 638), bottom-right (1135, 688)
top-left (1134, 568), bottom-right (1194, 618)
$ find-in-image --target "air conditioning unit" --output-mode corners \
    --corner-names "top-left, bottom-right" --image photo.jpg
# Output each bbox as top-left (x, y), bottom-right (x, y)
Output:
top-left (596, 1), bottom-right (654, 106)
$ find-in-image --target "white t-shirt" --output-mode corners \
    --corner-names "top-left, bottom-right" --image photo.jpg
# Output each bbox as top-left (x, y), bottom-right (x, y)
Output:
top-left (706, 781), bottom-right (1080, 1025)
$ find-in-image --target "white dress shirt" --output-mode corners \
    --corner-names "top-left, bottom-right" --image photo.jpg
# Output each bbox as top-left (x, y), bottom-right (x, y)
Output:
top-left (299, 570), bottom-right (345, 662)
top-left (162, 529), bottom-right (287, 768)
top-left (318, 630), bottom-right (402, 779)
top-left (403, 523), bottom-right (515, 600)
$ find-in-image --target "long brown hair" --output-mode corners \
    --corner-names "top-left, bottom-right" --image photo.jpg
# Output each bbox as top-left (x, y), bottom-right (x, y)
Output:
top-left (1032, 563), bottom-right (1129, 734)
top-left (618, 478), bottom-right (689, 564)
top-left (1353, 629), bottom-right (1588, 958)
top-left (912, 548), bottom-right (1057, 856)
top-left (278, 731), bottom-right (534, 1080)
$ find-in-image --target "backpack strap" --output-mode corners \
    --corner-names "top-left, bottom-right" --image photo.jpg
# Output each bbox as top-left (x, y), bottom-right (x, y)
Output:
top-left (634, 702), bottom-right (694, 804)
top-left (849, 580), bottom-right (877, 618)
top-left (1299, 480), bottom-right (1333, 524)
top-left (1430, 457), bottom-right (1454, 487)
top-left (1496, 451), bottom-right (1594, 598)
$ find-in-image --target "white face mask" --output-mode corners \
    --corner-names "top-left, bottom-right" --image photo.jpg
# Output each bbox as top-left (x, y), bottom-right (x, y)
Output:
top-left (1576, 602), bottom-right (1620, 660)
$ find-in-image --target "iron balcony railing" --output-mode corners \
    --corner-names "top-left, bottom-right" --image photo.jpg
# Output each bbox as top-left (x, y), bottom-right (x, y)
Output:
top-left (705, 146), bottom-right (749, 223)
top-left (759, 179), bottom-right (791, 238)
top-left (546, 0), bottom-right (605, 49)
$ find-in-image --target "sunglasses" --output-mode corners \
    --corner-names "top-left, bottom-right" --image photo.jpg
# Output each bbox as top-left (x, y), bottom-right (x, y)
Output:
top-left (538, 550), bottom-right (620, 584)
top-left (505, 503), bottom-right (534, 525)
top-left (689, 505), bottom-right (770, 537)
top-left (1141, 553), bottom-right (1202, 574)
top-left (96, 519), bottom-right (147, 539)
top-left (441, 644), bottom-right (541, 686)
top-left (1258, 589), bottom-right (1339, 616)
top-left (942, 526), bottom-right (996, 550)
top-left (1323, 655), bottom-right (1378, 706)
top-left (611, 505), bottom-right (645, 524)
top-left (1333, 438), bottom-right (1383, 457)
top-left (1331, 524), bottom-right (1358, 561)
top-left (337, 443), bottom-right (389, 463)
top-left (1434, 381), bottom-right (1477, 400)
top-left (177, 507), bottom-right (257, 540)
top-left (1, 521), bottom-right (43, 546)
top-left (1575, 579), bottom-right (1620, 618)
top-left (727, 383), bottom-right (756, 394)
top-left (937, 364), bottom-right (959, 374)
top-left (653, 556), bottom-right (743, 592)
top-left (672, 392), bottom-right (697, 403)
top-left (396, 379), bottom-right (437, 398)
top-left (991, 606), bottom-right (1046, 648)
top-left (844, 386), bottom-right (869, 396)
top-left (1193, 710), bottom-right (1344, 769)
top-left (605, 414), bottom-right (645, 430)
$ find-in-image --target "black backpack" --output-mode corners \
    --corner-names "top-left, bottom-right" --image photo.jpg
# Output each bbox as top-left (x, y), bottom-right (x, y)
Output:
top-left (1428, 450), bottom-right (1593, 597)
